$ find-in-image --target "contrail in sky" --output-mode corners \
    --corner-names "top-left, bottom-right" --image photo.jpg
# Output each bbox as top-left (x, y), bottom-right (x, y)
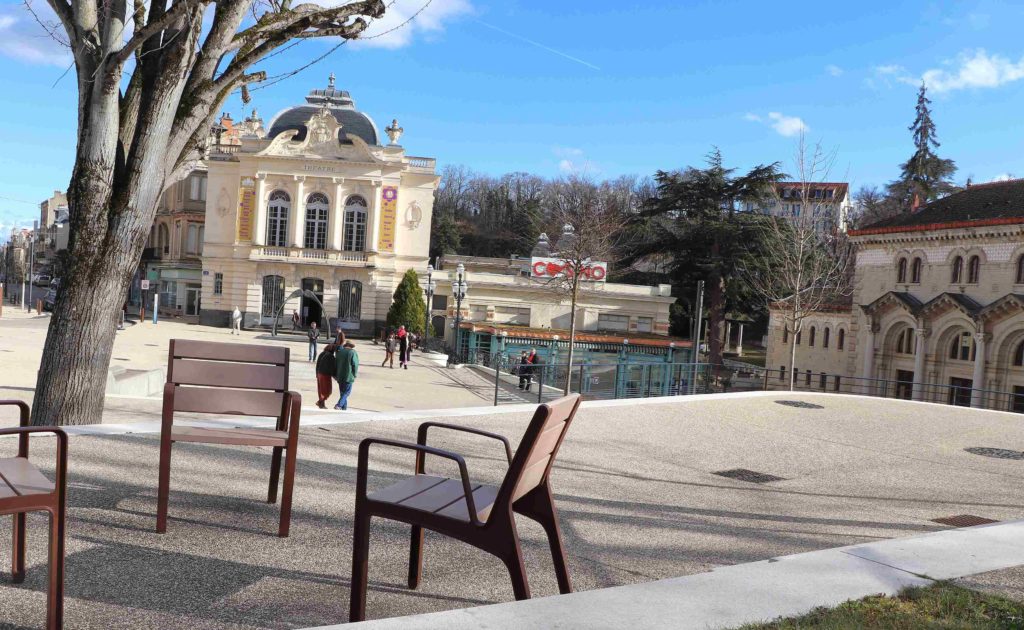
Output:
top-left (476, 20), bottom-right (601, 71)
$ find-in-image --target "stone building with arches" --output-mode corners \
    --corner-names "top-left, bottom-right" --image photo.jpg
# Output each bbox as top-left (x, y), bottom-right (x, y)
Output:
top-left (766, 178), bottom-right (1024, 410)
top-left (200, 76), bottom-right (437, 334)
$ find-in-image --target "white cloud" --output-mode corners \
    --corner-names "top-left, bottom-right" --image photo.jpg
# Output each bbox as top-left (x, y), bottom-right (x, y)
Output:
top-left (825, 64), bottom-right (843, 77)
top-left (922, 49), bottom-right (1024, 93)
top-left (990, 173), bottom-right (1014, 182)
top-left (552, 147), bottom-right (598, 175)
top-left (746, 111), bottom-right (808, 137)
top-left (0, 10), bottom-right (72, 67)
top-left (352, 0), bottom-right (472, 49)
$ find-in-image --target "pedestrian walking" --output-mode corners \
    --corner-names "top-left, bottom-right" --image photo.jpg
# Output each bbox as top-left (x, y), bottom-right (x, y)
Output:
top-left (231, 306), bottom-right (242, 335)
top-left (315, 344), bottom-right (337, 409)
top-left (397, 325), bottom-right (409, 370)
top-left (291, 309), bottom-right (300, 331)
top-left (307, 321), bottom-right (320, 361)
top-left (526, 347), bottom-right (538, 392)
top-left (518, 351), bottom-right (533, 390)
top-left (382, 334), bottom-right (397, 368)
top-left (334, 340), bottom-right (359, 411)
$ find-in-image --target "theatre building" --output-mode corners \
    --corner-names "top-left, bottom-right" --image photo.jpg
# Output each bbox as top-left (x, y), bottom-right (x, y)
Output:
top-left (200, 76), bottom-right (438, 334)
top-left (766, 178), bottom-right (1024, 410)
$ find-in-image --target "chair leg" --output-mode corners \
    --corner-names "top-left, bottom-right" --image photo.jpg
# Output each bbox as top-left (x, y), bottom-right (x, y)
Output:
top-left (268, 446), bottom-right (283, 504)
top-left (349, 511), bottom-right (372, 622)
top-left (156, 435), bottom-right (173, 533)
top-left (46, 510), bottom-right (65, 630)
top-left (407, 525), bottom-right (424, 589)
top-left (11, 512), bottom-right (26, 583)
top-left (277, 446), bottom-right (298, 538)
top-left (502, 543), bottom-right (531, 601)
top-left (515, 485), bottom-right (573, 594)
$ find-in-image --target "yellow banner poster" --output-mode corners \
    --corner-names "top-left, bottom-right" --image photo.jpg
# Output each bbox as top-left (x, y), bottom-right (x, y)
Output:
top-left (236, 178), bottom-right (256, 242)
top-left (377, 185), bottom-right (398, 252)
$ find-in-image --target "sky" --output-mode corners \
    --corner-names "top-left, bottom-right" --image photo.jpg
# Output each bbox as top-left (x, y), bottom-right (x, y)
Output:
top-left (2, 0), bottom-right (1024, 239)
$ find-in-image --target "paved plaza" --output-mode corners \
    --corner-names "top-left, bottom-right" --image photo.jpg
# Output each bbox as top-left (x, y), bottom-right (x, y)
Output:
top-left (1, 392), bottom-right (1023, 628)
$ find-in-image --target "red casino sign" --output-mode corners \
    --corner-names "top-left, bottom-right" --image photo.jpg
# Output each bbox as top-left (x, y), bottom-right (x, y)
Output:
top-left (530, 257), bottom-right (607, 282)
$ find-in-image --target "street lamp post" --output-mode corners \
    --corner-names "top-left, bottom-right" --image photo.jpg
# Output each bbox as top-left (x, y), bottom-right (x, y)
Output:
top-left (448, 263), bottom-right (468, 365)
top-left (422, 264), bottom-right (436, 345)
top-left (25, 222), bottom-right (37, 312)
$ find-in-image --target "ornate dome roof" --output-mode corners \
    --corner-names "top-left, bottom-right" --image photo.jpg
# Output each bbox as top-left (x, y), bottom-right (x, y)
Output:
top-left (266, 74), bottom-right (380, 146)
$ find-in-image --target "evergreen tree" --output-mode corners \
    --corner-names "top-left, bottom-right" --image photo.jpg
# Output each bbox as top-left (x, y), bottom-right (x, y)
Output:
top-left (429, 208), bottom-right (461, 261)
top-left (888, 83), bottom-right (958, 206)
top-left (386, 269), bottom-right (429, 335)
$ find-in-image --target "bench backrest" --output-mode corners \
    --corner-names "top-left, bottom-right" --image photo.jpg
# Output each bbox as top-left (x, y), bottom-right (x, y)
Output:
top-left (166, 339), bottom-right (290, 417)
top-left (498, 394), bottom-right (581, 506)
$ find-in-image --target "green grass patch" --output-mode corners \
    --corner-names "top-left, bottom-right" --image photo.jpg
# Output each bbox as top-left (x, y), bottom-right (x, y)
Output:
top-left (739, 582), bottom-right (1024, 629)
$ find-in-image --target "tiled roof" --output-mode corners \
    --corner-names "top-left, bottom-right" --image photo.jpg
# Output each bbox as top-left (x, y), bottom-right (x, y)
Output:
top-left (850, 179), bottom-right (1024, 236)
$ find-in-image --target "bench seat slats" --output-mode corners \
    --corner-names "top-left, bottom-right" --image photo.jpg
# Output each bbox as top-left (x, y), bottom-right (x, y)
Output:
top-left (171, 426), bottom-right (289, 447)
top-left (435, 484), bottom-right (499, 522)
top-left (171, 340), bottom-right (288, 364)
top-left (171, 359), bottom-right (287, 390)
top-left (174, 387), bottom-right (284, 417)
top-left (0, 457), bottom-right (55, 497)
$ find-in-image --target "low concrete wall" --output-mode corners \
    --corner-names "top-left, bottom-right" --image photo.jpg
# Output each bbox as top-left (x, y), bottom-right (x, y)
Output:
top-left (106, 366), bottom-right (165, 397)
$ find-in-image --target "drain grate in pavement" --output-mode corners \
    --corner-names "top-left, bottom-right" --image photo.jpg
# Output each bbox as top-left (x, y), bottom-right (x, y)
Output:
top-left (713, 468), bottom-right (786, 484)
top-left (775, 400), bottom-right (824, 409)
top-left (964, 447), bottom-right (1024, 460)
top-left (932, 515), bottom-right (998, 528)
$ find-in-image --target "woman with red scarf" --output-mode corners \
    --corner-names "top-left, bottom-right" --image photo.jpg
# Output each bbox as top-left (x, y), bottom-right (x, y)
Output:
top-left (397, 325), bottom-right (409, 369)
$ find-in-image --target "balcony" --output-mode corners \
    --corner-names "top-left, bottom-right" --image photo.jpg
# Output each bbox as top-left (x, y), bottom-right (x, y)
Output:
top-left (249, 246), bottom-right (369, 266)
top-left (405, 156), bottom-right (436, 173)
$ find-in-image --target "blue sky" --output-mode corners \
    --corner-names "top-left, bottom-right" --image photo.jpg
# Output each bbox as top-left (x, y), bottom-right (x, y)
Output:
top-left (2, 0), bottom-right (1024, 238)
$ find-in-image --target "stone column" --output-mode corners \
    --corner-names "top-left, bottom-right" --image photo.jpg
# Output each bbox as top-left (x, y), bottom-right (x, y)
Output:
top-left (290, 175), bottom-right (305, 248)
top-left (368, 181), bottom-right (382, 253)
top-left (737, 324), bottom-right (744, 357)
top-left (330, 177), bottom-right (345, 250)
top-left (911, 327), bottom-right (929, 401)
top-left (724, 322), bottom-right (731, 353)
top-left (971, 332), bottom-right (988, 408)
top-left (253, 173), bottom-right (267, 246)
top-left (861, 321), bottom-right (877, 395)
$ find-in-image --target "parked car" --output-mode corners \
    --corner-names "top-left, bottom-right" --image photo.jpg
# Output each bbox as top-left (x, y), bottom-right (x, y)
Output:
top-left (43, 279), bottom-right (59, 311)
top-left (33, 274), bottom-right (51, 287)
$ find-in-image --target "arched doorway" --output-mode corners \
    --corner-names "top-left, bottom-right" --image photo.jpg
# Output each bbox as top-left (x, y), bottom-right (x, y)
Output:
top-left (338, 279), bottom-right (362, 332)
top-left (431, 315), bottom-right (446, 338)
top-left (302, 278), bottom-right (324, 328)
top-left (261, 275), bottom-right (285, 326)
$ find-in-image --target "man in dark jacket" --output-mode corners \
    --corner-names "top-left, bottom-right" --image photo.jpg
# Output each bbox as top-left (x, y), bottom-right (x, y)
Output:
top-left (307, 321), bottom-right (320, 361)
top-left (315, 344), bottom-right (336, 409)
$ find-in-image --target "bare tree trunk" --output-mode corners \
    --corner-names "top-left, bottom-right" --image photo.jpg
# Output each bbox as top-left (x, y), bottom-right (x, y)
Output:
top-left (788, 319), bottom-right (798, 392)
top-left (563, 279), bottom-right (580, 395)
top-left (706, 274), bottom-right (725, 368)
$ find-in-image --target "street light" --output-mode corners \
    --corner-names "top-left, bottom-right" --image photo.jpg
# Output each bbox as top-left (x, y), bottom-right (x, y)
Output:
top-left (448, 262), bottom-right (468, 365)
top-left (422, 264), bottom-right (436, 345)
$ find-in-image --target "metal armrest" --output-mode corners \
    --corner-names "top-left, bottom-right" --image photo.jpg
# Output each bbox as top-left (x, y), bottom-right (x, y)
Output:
top-left (417, 422), bottom-right (513, 466)
top-left (0, 426), bottom-right (69, 493)
top-left (0, 399), bottom-right (31, 457)
top-left (357, 437), bottom-right (481, 525)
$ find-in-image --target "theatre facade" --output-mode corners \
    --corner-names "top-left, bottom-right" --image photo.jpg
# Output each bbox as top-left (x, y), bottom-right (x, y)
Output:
top-left (200, 77), bottom-right (438, 334)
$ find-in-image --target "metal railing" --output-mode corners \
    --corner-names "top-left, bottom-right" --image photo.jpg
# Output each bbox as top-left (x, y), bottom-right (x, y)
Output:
top-left (458, 349), bottom-right (1024, 413)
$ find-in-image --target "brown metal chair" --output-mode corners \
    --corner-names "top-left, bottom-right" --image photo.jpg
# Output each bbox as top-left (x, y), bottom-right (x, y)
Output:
top-left (157, 339), bottom-right (301, 537)
top-left (349, 394), bottom-right (582, 622)
top-left (0, 400), bottom-right (68, 630)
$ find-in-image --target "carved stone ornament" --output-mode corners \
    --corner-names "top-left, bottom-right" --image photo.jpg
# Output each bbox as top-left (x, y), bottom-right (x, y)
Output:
top-left (405, 200), bottom-right (422, 228)
top-left (216, 188), bottom-right (231, 217)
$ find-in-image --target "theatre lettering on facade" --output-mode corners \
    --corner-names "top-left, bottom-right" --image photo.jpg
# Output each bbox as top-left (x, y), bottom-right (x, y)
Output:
top-left (766, 178), bottom-right (1024, 410)
top-left (200, 76), bottom-right (438, 334)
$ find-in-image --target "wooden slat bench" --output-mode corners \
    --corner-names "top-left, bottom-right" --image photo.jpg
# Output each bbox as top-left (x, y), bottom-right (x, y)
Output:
top-left (157, 339), bottom-right (301, 537)
top-left (0, 399), bottom-right (68, 630)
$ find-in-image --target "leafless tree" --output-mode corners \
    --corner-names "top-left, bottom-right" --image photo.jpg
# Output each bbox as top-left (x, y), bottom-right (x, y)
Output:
top-left (541, 176), bottom-right (625, 394)
top-left (743, 135), bottom-right (854, 390)
top-left (31, 0), bottom-right (388, 424)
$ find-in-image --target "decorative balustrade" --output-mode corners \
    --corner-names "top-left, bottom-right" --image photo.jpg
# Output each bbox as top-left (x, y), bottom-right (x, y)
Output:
top-left (250, 246), bottom-right (369, 265)
top-left (406, 156), bottom-right (436, 170)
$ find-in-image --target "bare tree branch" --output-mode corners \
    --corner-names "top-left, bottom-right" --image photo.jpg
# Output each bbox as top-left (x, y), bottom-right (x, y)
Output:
top-left (114, 0), bottom-right (208, 64)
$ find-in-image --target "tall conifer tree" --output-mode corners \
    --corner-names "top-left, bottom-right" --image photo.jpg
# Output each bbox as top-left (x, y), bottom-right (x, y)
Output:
top-left (888, 83), bottom-right (958, 207)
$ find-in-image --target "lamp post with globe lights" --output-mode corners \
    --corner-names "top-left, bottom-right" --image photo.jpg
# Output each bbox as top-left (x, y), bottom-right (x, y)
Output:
top-left (448, 263), bottom-right (468, 365)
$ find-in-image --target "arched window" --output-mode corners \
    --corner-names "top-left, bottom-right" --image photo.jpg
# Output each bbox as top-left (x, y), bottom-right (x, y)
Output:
top-left (266, 190), bottom-right (290, 247)
top-left (782, 327), bottom-right (788, 343)
top-left (343, 195), bottom-right (368, 252)
top-left (967, 255), bottom-right (981, 284)
top-left (895, 328), bottom-right (915, 355)
top-left (951, 255), bottom-right (964, 283)
top-left (1015, 341), bottom-right (1024, 367)
top-left (837, 329), bottom-right (845, 350)
top-left (1016, 255), bottom-right (1024, 284)
top-left (911, 257), bottom-right (922, 283)
top-left (949, 331), bottom-right (975, 361)
top-left (303, 192), bottom-right (329, 250)
top-left (795, 330), bottom-right (802, 345)
top-left (823, 327), bottom-right (831, 348)
top-left (897, 258), bottom-right (908, 283)
top-left (809, 326), bottom-right (816, 347)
